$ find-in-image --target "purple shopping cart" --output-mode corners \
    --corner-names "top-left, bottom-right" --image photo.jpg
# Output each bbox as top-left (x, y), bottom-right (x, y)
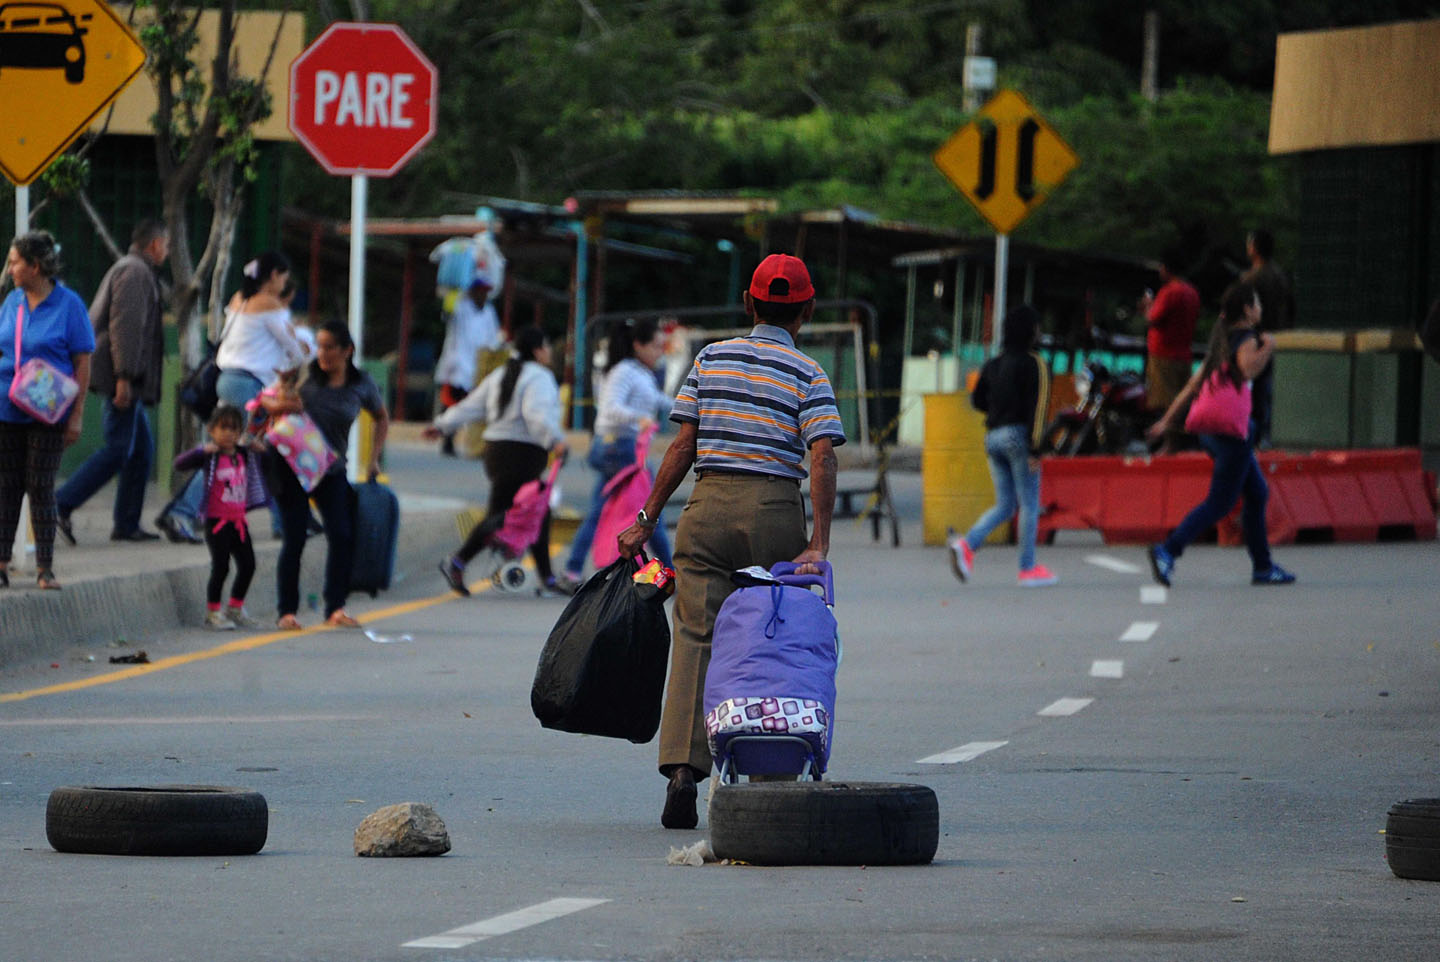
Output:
top-left (704, 562), bottom-right (840, 783)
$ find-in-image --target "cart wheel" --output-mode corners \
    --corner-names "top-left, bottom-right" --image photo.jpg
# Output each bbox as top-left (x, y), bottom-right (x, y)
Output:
top-left (47, 785), bottom-right (268, 856)
top-left (709, 781), bottom-right (937, 866)
top-left (497, 561), bottom-right (530, 593)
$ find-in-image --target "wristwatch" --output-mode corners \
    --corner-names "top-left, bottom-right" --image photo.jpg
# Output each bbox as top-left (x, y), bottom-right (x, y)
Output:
top-left (636, 508), bottom-right (657, 528)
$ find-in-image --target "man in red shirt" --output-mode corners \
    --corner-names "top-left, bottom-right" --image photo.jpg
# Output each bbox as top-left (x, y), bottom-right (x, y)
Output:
top-left (1140, 251), bottom-right (1199, 454)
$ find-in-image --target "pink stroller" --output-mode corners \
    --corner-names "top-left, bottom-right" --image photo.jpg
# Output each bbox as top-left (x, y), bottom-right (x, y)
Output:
top-left (475, 456), bottom-right (565, 593)
top-left (591, 423), bottom-right (658, 569)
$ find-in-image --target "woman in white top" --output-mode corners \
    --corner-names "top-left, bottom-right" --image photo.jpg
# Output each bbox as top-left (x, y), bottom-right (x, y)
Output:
top-left (425, 326), bottom-right (567, 594)
top-left (158, 251), bottom-right (307, 542)
top-left (560, 316), bottom-right (673, 588)
top-left (215, 250), bottom-right (308, 409)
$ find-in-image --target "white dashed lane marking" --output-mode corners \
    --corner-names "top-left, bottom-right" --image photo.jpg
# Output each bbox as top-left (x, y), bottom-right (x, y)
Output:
top-left (1084, 554), bottom-right (1142, 574)
top-left (1090, 660), bottom-right (1124, 679)
top-left (1119, 621), bottom-right (1159, 642)
top-left (403, 897), bottom-right (609, 950)
top-left (1038, 697), bottom-right (1094, 717)
top-left (1140, 585), bottom-right (1168, 604)
top-left (917, 741), bottom-right (1009, 764)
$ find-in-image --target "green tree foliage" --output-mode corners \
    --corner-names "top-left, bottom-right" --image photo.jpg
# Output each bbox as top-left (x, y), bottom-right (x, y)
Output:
top-left (286, 0), bottom-right (1432, 268)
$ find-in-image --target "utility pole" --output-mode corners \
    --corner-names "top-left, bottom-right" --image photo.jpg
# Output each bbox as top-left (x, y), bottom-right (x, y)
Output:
top-left (963, 23), bottom-right (986, 113)
top-left (1141, 11), bottom-right (1160, 103)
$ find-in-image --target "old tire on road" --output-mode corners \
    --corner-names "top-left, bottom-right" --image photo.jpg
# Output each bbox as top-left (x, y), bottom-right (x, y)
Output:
top-left (1386, 798), bottom-right (1440, 881)
top-left (46, 785), bottom-right (268, 856)
top-left (709, 781), bottom-right (938, 866)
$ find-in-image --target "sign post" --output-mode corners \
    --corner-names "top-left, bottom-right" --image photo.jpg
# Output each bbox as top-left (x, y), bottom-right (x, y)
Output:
top-left (288, 21), bottom-right (437, 477)
top-left (933, 89), bottom-right (1078, 352)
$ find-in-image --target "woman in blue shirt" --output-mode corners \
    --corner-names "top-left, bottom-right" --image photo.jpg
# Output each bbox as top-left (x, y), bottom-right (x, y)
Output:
top-left (1, 231), bottom-right (95, 590)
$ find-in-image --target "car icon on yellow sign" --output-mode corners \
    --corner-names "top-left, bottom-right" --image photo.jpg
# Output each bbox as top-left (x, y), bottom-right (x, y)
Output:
top-left (0, 3), bottom-right (91, 85)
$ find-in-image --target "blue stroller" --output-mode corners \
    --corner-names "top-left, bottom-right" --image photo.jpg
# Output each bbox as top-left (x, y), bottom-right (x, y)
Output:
top-left (704, 562), bottom-right (840, 783)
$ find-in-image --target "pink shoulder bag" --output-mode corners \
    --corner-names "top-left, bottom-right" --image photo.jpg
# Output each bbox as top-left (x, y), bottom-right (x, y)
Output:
top-left (8, 302), bottom-right (81, 425)
top-left (1183, 367), bottom-right (1251, 439)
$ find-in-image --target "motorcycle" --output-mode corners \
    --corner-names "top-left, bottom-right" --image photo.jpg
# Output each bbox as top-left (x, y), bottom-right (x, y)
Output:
top-left (1040, 360), bottom-right (1157, 456)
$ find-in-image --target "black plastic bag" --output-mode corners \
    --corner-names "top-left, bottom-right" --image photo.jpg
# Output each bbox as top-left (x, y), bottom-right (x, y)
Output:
top-left (531, 556), bottom-right (671, 743)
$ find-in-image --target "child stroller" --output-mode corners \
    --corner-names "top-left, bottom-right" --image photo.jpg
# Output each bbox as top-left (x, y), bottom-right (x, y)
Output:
top-left (703, 562), bottom-right (840, 783)
top-left (471, 456), bottom-right (564, 593)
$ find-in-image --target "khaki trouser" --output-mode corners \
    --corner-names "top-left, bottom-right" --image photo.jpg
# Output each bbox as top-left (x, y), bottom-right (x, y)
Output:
top-left (1147, 356), bottom-right (1192, 450)
top-left (659, 473), bottom-right (808, 779)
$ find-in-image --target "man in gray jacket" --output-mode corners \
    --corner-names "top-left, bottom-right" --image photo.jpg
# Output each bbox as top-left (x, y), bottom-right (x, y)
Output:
top-left (56, 220), bottom-right (170, 542)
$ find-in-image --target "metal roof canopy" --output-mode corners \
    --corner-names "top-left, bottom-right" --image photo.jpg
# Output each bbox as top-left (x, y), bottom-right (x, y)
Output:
top-left (890, 241), bottom-right (1155, 360)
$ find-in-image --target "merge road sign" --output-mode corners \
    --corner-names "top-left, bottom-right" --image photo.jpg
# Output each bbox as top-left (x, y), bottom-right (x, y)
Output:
top-left (0, 0), bottom-right (146, 186)
top-left (933, 88), bottom-right (1079, 234)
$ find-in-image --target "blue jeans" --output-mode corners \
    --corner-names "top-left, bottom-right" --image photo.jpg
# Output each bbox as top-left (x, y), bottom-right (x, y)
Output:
top-left (964, 423), bottom-right (1040, 571)
top-left (216, 368), bottom-right (265, 412)
top-left (56, 398), bottom-right (153, 534)
top-left (564, 434), bottom-right (672, 576)
top-left (275, 468), bottom-right (354, 619)
top-left (1162, 433), bottom-right (1272, 573)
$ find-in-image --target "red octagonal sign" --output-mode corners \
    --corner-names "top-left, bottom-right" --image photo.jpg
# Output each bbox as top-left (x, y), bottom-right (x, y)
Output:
top-left (289, 22), bottom-right (437, 177)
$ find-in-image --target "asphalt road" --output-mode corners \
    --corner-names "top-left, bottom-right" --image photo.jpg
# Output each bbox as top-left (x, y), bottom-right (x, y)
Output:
top-left (2, 497), bottom-right (1438, 962)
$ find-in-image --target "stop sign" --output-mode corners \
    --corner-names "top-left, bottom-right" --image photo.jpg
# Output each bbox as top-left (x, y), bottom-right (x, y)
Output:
top-left (288, 22), bottom-right (438, 177)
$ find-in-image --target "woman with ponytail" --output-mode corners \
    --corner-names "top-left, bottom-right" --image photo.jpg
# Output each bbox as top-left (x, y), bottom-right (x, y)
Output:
top-left (267, 320), bottom-right (388, 629)
top-left (558, 315), bottom-right (674, 590)
top-left (160, 250), bottom-right (308, 543)
top-left (1145, 281), bottom-right (1295, 588)
top-left (215, 250), bottom-right (308, 410)
top-left (425, 326), bottom-right (566, 595)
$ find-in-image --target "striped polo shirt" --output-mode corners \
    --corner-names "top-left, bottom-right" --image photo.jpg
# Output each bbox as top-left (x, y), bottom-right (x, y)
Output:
top-left (671, 324), bottom-right (846, 480)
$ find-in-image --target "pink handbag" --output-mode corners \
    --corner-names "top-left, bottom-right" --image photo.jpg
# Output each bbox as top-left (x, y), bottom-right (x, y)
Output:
top-left (265, 411), bottom-right (336, 491)
top-left (8, 302), bottom-right (81, 425)
top-left (1184, 368), bottom-right (1251, 439)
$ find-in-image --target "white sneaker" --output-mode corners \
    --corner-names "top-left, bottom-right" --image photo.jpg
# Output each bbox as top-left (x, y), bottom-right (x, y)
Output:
top-left (204, 609), bottom-right (236, 630)
top-left (225, 606), bottom-right (262, 629)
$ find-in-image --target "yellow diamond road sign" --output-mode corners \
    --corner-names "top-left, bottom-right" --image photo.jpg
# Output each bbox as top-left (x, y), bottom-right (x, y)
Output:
top-left (0, 0), bottom-right (147, 186)
top-left (933, 89), bottom-right (1079, 235)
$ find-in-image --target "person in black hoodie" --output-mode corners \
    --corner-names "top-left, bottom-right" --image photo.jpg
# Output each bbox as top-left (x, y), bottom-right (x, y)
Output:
top-left (947, 305), bottom-right (1057, 587)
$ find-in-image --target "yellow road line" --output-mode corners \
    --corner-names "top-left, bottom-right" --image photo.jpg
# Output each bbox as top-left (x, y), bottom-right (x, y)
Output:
top-left (0, 576), bottom-right (498, 705)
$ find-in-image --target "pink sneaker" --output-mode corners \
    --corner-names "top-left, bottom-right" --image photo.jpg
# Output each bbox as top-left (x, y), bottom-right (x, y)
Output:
top-left (946, 527), bottom-right (973, 582)
top-left (1018, 564), bottom-right (1058, 587)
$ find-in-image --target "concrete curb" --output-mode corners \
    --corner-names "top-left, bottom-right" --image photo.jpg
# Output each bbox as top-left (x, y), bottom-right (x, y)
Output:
top-left (0, 502), bottom-right (462, 668)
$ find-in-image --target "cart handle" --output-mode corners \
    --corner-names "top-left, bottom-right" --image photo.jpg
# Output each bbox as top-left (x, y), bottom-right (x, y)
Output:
top-left (769, 561), bottom-right (834, 605)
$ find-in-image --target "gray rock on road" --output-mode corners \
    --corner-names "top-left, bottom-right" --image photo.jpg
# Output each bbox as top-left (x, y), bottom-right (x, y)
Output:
top-left (353, 802), bottom-right (452, 857)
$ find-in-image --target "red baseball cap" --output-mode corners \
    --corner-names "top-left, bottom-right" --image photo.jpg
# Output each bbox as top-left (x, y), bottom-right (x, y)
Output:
top-left (748, 253), bottom-right (815, 304)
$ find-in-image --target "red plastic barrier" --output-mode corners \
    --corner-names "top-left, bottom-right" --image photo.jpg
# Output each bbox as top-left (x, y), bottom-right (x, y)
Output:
top-left (1039, 448), bottom-right (1437, 546)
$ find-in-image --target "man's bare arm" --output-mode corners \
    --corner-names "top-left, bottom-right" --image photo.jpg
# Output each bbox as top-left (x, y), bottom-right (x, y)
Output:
top-left (793, 437), bottom-right (838, 571)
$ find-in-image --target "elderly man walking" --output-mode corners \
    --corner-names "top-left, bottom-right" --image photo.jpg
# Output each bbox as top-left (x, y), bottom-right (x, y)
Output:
top-left (56, 219), bottom-right (169, 543)
top-left (617, 253), bottom-right (845, 829)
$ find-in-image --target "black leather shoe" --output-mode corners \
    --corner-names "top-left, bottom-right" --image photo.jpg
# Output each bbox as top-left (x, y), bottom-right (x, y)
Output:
top-left (56, 512), bottom-right (76, 546)
top-left (156, 514), bottom-right (203, 545)
top-left (110, 528), bottom-right (161, 542)
top-left (661, 767), bottom-right (699, 830)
